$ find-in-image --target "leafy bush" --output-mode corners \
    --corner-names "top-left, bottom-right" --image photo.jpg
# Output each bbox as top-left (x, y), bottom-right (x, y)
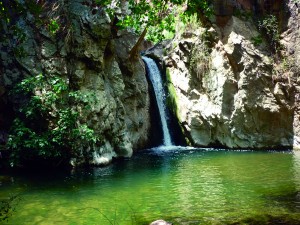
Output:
top-left (7, 74), bottom-right (98, 166)
top-left (258, 15), bottom-right (280, 52)
top-left (116, 0), bottom-right (212, 43)
top-left (48, 19), bottom-right (60, 34)
top-left (251, 35), bottom-right (263, 46)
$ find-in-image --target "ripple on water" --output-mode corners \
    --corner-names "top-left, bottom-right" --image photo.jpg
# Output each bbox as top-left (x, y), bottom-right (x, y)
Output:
top-left (2, 149), bottom-right (300, 225)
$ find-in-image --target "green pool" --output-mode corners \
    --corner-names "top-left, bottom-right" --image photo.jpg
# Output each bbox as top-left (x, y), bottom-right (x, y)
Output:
top-left (1, 148), bottom-right (300, 224)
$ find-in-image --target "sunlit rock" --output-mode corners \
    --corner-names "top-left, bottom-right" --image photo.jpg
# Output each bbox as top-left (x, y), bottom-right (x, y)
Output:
top-left (0, 0), bottom-right (150, 166)
top-left (164, 15), bottom-right (295, 149)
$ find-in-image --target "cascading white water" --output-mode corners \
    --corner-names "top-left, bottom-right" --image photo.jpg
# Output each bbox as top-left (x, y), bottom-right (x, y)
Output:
top-left (142, 56), bottom-right (172, 146)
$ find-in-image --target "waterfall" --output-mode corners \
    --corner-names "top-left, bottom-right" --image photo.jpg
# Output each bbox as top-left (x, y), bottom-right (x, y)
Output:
top-left (142, 56), bottom-right (173, 146)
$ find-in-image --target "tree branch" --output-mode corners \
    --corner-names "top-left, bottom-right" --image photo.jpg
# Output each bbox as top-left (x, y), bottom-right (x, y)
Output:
top-left (128, 27), bottom-right (148, 61)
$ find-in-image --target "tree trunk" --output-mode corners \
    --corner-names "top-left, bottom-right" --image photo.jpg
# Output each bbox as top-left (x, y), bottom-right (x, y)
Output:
top-left (129, 27), bottom-right (148, 61)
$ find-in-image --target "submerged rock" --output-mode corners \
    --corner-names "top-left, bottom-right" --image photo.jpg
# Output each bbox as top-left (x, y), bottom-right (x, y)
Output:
top-left (149, 219), bottom-right (172, 225)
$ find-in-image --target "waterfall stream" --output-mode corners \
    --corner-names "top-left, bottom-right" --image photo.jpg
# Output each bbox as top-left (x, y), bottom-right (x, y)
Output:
top-left (142, 56), bottom-right (173, 146)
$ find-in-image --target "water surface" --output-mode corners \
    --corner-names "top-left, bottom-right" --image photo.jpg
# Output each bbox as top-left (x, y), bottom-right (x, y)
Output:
top-left (1, 148), bottom-right (300, 224)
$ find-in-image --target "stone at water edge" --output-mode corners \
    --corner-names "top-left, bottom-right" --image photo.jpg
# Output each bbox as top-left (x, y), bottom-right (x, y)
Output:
top-left (149, 219), bottom-right (173, 225)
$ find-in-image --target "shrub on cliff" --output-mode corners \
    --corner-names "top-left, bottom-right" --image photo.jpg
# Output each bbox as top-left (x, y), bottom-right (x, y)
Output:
top-left (7, 74), bottom-right (98, 167)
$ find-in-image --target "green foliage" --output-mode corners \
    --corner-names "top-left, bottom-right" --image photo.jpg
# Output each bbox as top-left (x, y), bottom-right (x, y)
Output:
top-left (166, 69), bottom-right (179, 118)
top-left (49, 19), bottom-right (60, 34)
top-left (185, 0), bottom-right (213, 17)
top-left (292, 0), bottom-right (300, 3)
top-left (251, 35), bottom-right (263, 47)
top-left (2, 0), bottom-right (212, 44)
top-left (180, 12), bottom-right (198, 28)
top-left (116, 0), bottom-right (212, 42)
top-left (146, 13), bottom-right (176, 42)
top-left (258, 15), bottom-right (280, 52)
top-left (0, 195), bottom-right (20, 222)
top-left (8, 74), bottom-right (98, 166)
top-left (116, 0), bottom-right (176, 42)
top-left (176, 12), bottom-right (201, 38)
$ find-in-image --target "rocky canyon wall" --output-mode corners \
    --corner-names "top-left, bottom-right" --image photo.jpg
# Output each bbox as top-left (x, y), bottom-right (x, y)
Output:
top-left (147, 0), bottom-right (299, 149)
top-left (1, 0), bottom-right (300, 168)
top-left (0, 0), bottom-right (150, 166)
top-left (283, 1), bottom-right (300, 149)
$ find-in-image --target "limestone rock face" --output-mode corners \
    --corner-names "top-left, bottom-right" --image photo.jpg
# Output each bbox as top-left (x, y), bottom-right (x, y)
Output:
top-left (165, 16), bottom-right (294, 149)
top-left (281, 1), bottom-right (300, 149)
top-left (0, 0), bottom-right (150, 165)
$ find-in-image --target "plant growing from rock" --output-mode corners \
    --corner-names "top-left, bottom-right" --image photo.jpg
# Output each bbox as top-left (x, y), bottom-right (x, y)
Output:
top-left (189, 33), bottom-right (211, 80)
top-left (175, 12), bottom-right (201, 39)
top-left (251, 35), bottom-right (263, 47)
top-left (48, 18), bottom-right (60, 34)
top-left (258, 14), bottom-right (281, 53)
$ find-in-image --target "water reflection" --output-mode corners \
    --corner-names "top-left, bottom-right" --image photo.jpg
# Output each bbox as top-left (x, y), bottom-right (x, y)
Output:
top-left (1, 150), bottom-right (300, 224)
top-left (293, 151), bottom-right (300, 187)
top-left (293, 151), bottom-right (300, 210)
top-left (172, 154), bottom-right (227, 218)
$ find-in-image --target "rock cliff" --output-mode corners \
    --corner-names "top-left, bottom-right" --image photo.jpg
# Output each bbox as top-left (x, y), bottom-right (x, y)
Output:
top-left (148, 0), bottom-right (299, 149)
top-left (0, 0), bottom-right (150, 166)
top-left (1, 0), bottom-right (300, 168)
top-left (282, 1), bottom-right (300, 149)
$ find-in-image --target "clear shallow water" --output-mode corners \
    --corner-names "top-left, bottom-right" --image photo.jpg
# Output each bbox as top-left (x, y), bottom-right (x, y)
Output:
top-left (1, 148), bottom-right (300, 225)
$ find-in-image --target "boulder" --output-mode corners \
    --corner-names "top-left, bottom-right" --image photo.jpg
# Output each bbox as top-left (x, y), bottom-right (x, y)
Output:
top-left (149, 219), bottom-right (173, 225)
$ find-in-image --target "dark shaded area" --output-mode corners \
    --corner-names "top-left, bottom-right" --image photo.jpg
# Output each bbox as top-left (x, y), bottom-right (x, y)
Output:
top-left (0, 98), bottom-right (14, 143)
top-left (228, 214), bottom-right (300, 225)
top-left (263, 191), bottom-right (300, 213)
top-left (14, 158), bottom-right (72, 170)
top-left (213, 0), bottom-right (284, 27)
top-left (166, 108), bottom-right (187, 146)
top-left (0, 95), bottom-right (15, 168)
top-left (160, 61), bottom-right (187, 146)
top-left (0, 149), bottom-right (176, 190)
